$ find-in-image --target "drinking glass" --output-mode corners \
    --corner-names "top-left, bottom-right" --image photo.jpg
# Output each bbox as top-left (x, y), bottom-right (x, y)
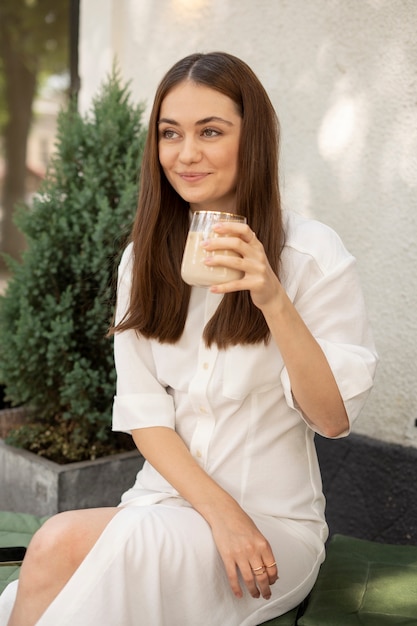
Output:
top-left (181, 211), bottom-right (247, 287)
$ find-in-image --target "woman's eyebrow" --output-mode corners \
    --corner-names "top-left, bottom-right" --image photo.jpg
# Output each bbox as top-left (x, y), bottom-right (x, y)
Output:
top-left (158, 116), bottom-right (233, 126)
top-left (196, 116), bottom-right (233, 126)
top-left (157, 118), bottom-right (177, 125)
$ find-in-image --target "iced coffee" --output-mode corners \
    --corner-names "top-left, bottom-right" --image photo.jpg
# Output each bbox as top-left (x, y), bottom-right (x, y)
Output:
top-left (181, 211), bottom-right (247, 287)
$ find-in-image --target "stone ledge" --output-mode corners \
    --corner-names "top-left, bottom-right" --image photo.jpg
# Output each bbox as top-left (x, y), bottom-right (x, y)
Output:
top-left (0, 440), bottom-right (144, 516)
top-left (316, 432), bottom-right (417, 545)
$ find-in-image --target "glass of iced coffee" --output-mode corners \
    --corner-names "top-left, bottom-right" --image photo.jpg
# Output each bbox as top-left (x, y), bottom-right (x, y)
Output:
top-left (181, 211), bottom-right (247, 287)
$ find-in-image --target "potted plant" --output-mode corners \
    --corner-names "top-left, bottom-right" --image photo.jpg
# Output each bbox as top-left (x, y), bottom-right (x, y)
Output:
top-left (0, 69), bottom-right (147, 515)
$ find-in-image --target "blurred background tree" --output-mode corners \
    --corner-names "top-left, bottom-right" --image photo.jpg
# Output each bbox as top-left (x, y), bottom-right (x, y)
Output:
top-left (0, 0), bottom-right (71, 267)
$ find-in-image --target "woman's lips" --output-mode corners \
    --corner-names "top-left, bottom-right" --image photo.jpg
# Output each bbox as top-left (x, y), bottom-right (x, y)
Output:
top-left (178, 172), bottom-right (209, 183)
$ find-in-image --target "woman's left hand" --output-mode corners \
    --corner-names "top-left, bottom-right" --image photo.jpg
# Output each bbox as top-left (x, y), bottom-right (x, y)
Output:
top-left (202, 221), bottom-right (282, 311)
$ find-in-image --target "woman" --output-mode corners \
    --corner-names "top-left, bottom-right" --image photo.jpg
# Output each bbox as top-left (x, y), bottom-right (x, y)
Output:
top-left (1, 51), bottom-right (377, 626)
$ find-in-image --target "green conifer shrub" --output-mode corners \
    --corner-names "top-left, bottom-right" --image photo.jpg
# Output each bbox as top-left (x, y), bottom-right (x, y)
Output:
top-left (0, 70), bottom-right (147, 463)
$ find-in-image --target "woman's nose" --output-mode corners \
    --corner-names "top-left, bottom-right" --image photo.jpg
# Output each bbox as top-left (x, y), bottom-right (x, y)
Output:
top-left (179, 136), bottom-right (202, 163)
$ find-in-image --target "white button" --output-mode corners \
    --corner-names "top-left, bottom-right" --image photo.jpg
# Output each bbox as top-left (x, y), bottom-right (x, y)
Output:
top-left (202, 362), bottom-right (209, 370)
top-left (196, 450), bottom-right (202, 458)
top-left (199, 406), bottom-right (208, 414)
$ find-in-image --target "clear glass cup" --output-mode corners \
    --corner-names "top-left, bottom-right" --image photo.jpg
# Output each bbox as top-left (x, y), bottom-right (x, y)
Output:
top-left (181, 211), bottom-right (247, 287)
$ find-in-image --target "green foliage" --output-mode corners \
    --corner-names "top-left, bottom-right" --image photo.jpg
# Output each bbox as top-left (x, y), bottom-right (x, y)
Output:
top-left (0, 0), bottom-right (69, 72)
top-left (0, 69), bottom-right (147, 463)
top-left (0, 0), bottom-right (69, 133)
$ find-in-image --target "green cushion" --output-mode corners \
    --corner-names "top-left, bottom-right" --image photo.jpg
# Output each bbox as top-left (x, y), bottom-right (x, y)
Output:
top-left (0, 564), bottom-right (21, 595)
top-left (0, 511), bottom-right (49, 593)
top-left (298, 534), bottom-right (417, 625)
top-left (0, 510), bottom-right (49, 548)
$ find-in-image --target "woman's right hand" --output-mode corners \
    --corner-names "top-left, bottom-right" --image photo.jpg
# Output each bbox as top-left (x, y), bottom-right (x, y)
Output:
top-left (132, 426), bottom-right (278, 599)
top-left (208, 499), bottom-right (278, 600)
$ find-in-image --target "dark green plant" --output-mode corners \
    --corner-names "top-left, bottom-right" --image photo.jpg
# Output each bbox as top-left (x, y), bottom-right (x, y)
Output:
top-left (0, 69), bottom-right (147, 463)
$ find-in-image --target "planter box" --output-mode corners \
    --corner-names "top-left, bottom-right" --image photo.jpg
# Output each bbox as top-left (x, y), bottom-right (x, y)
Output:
top-left (0, 439), bottom-right (144, 517)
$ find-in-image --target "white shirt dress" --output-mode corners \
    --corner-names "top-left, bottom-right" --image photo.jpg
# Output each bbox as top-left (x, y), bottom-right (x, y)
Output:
top-left (0, 211), bottom-right (378, 626)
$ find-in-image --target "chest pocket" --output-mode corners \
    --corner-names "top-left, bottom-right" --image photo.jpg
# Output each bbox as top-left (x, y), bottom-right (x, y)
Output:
top-left (222, 341), bottom-right (284, 400)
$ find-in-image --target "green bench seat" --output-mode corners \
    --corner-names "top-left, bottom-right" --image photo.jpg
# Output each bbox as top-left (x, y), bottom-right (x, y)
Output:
top-left (1, 512), bottom-right (417, 625)
top-left (298, 534), bottom-right (417, 626)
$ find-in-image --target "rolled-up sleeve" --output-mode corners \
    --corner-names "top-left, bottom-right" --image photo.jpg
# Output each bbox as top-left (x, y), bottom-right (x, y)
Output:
top-left (280, 227), bottom-right (378, 437)
top-left (112, 245), bottom-right (176, 433)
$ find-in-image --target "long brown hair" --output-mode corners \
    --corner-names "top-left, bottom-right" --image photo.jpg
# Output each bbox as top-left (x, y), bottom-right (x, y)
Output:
top-left (113, 52), bottom-right (284, 347)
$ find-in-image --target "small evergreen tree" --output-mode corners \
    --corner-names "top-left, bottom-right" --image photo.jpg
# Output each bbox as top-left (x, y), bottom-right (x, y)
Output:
top-left (0, 70), bottom-right (147, 463)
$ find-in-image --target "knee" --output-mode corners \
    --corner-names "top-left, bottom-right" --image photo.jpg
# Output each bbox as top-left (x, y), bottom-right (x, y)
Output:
top-left (24, 512), bottom-right (83, 573)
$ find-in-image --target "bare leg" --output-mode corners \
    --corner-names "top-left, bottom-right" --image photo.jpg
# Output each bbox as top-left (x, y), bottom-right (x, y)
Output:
top-left (7, 507), bottom-right (120, 626)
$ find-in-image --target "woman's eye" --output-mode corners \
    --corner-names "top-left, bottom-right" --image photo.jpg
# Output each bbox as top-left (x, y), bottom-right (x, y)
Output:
top-left (202, 128), bottom-right (220, 138)
top-left (161, 129), bottom-right (179, 139)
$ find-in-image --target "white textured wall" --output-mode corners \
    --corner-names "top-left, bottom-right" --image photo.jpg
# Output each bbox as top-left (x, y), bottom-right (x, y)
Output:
top-left (79, 0), bottom-right (417, 448)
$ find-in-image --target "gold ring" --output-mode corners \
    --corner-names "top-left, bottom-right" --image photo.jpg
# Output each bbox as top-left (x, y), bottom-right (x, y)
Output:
top-left (265, 561), bottom-right (277, 568)
top-left (253, 569), bottom-right (266, 576)
top-left (251, 565), bottom-right (265, 572)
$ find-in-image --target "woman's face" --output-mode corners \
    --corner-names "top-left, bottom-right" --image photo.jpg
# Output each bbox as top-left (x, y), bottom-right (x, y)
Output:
top-left (158, 81), bottom-right (242, 213)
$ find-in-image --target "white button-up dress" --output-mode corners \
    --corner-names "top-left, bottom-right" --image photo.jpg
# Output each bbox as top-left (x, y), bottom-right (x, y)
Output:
top-left (114, 210), bottom-right (376, 521)
top-left (0, 211), bottom-right (378, 626)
